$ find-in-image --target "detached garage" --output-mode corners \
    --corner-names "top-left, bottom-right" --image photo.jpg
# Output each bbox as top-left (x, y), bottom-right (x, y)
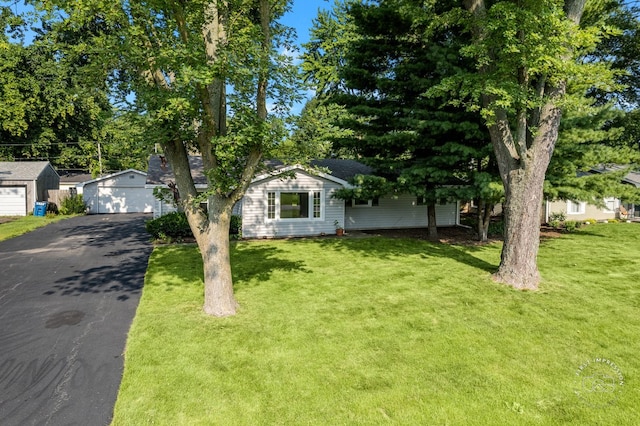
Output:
top-left (81, 169), bottom-right (154, 214)
top-left (0, 161), bottom-right (60, 216)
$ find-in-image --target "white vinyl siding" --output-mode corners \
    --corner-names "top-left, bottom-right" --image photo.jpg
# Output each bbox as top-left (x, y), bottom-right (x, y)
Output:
top-left (83, 171), bottom-right (154, 213)
top-left (346, 194), bottom-right (458, 230)
top-left (242, 171), bottom-right (343, 238)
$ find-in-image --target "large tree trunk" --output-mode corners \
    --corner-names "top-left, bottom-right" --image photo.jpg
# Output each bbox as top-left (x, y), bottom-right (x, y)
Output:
top-left (493, 165), bottom-right (547, 288)
top-left (199, 199), bottom-right (238, 317)
top-left (464, 0), bottom-right (586, 290)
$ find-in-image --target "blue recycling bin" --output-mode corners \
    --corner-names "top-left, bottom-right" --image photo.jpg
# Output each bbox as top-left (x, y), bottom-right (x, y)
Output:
top-left (34, 201), bottom-right (48, 217)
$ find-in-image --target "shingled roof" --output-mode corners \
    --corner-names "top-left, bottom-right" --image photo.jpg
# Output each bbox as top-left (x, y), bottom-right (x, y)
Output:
top-left (0, 161), bottom-right (58, 180)
top-left (145, 155), bottom-right (373, 186)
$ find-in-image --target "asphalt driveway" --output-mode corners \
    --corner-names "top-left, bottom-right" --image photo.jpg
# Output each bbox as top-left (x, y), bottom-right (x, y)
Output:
top-left (0, 214), bottom-right (153, 426)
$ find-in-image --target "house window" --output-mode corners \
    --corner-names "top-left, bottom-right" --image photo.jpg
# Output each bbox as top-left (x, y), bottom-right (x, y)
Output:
top-left (567, 200), bottom-right (585, 215)
top-left (280, 192), bottom-right (309, 218)
top-left (313, 192), bottom-right (321, 218)
top-left (268, 191), bottom-right (323, 220)
top-left (267, 192), bottom-right (276, 219)
top-left (603, 197), bottom-right (616, 213)
top-left (352, 197), bottom-right (379, 208)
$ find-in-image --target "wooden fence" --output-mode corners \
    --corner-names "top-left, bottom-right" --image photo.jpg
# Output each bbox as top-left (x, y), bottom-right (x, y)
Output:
top-left (46, 189), bottom-right (72, 207)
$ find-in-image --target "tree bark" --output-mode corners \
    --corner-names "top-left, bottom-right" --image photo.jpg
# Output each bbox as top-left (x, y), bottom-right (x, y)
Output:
top-left (427, 203), bottom-right (438, 241)
top-left (477, 199), bottom-right (493, 242)
top-left (201, 197), bottom-right (238, 317)
top-left (493, 164), bottom-right (546, 289)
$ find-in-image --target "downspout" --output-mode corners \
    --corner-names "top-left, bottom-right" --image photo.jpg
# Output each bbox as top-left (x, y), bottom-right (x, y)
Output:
top-left (544, 199), bottom-right (549, 223)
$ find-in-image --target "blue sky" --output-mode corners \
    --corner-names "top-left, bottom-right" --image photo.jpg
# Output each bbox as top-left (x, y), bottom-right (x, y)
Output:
top-left (281, 0), bottom-right (331, 47)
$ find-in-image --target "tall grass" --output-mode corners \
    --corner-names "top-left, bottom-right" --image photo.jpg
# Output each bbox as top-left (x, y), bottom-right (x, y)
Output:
top-left (113, 224), bottom-right (640, 425)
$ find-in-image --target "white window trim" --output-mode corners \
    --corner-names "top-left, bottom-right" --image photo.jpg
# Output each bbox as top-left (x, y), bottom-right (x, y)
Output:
top-left (566, 200), bottom-right (585, 215)
top-left (266, 190), bottom-right (324, 221)
top-left (602, 197), bottom-right (617, 213)
top-left (352, 199), bottom-right (372, 208)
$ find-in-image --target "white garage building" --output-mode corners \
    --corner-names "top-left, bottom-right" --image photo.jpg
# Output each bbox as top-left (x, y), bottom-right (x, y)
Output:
top-left (81, 169), bottom-right (154, 214)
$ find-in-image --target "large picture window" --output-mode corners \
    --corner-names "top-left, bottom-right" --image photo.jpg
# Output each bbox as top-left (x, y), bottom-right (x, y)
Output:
top-left (280, 192), bottom-right (309, 218)
top-left (267, 191), bottom-right (322, 220)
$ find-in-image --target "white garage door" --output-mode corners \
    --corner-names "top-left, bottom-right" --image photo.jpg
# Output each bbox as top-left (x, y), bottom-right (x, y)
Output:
top-left (97, 187), bottom-right (154, 213)
top-left (0, 187), bottom-right (27, 216)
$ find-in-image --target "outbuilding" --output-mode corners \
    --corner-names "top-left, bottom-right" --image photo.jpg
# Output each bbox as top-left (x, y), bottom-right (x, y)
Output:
top-left (0, 161), bottom-right (60, 216)
top-left (81, 169), bottom-right (154, 214)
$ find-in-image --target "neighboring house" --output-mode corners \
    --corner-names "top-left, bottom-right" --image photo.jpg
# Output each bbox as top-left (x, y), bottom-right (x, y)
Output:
top-left (0, 161), bottom-right (59, 216)
top-left (544, 165), bottom-right (640, 222)
top-left (57, 170), bottom-right (94, 194)
top-left (545, 197), bottom-right (622, 222)
top-left (146, 155), bottom-right (461, 238)
top-left (81, 169), bottom-right (154, 214)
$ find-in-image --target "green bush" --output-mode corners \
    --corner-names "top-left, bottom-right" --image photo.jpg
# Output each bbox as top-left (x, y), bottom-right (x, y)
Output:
top-left (59, 194), bottom-right (87, 215)
top-left (146, 212), bottom-right (244, 242)
top-left (145, 212), bottom-right (192, 241)
top-left (564, 220), bottom-right (579, 232)
top-left (549, 211), bottom-right (566, 222)
top-left (584, 218), bottom-right (597, 225)
top-left (549, 219), bottom-right (562, 229)
top-left (488, 220), bottom-right (504, 236)
top-left (607, 219), bottom-right (619, 224)
top-left (230, 215), bottom-right (242, 239)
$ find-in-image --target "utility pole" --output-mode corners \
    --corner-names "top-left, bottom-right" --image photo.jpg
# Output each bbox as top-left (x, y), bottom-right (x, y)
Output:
top-left (98, 142), bottom-right (103, 176)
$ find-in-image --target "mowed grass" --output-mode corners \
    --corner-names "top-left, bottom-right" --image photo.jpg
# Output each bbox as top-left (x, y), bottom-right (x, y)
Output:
top-left (112, 224), bottom-right (640, 425)
top-left (0, 215), bottom-right (70, 241)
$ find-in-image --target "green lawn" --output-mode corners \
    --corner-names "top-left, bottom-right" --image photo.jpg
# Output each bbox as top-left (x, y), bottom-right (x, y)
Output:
top-left (0, 215), bottom-right (71, 242)
top-left (112, 224), bottom-right (640, 425)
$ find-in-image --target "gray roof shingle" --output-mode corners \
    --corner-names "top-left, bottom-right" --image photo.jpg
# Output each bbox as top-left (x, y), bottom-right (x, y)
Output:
top-left (145, 155), bottom-right (373, 186)
top-left (0, 161), bottom-right (57, 181)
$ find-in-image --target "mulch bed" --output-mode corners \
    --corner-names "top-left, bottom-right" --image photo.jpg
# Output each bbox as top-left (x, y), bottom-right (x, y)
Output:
top-left (361, 226), bottom-right (564, 245)
top-left (0, 217), bottom-right (17, 225)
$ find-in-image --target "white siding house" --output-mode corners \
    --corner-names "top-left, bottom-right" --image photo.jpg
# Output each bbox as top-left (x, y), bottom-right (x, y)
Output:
top-left (241, 168), bottom-right (348, 238)
top-left (146, 155), bottom-right (461, 238)
top-left (345, 195), bottom-right (459, 230)
top-left (82, 169), bottom-right (154, 214)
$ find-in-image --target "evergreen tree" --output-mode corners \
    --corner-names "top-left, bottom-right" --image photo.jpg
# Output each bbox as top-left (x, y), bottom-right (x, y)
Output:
top-left (304, 0), bottom-right (497, 241)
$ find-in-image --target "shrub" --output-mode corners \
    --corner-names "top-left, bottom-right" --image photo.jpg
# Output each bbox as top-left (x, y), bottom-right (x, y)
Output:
top-left (145, 212), bottom-right (192, 241)
top-left (46, 202), bottom-right (59, 215)
top-left (59, 194), bottom-right (87, 215)
top-left (608, 219), bottom-right (619, 224)
top-left (549, 211), bottom-right (566, 222)
top-left (146, 212), bottom-right (244, 242)
top-left (584, 218), bottom-right (597, 225)
top-left (488, 220), bottom-right (504, 236)
top-left (549, 219), bottom-right (562, 229)
top-left (230, 215), bottom-right (242, 239)
top-left (564, 220), bottom-right (579, 232)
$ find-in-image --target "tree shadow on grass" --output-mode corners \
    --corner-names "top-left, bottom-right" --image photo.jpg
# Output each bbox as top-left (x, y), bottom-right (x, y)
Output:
top-left (231, 243), bottom-right (310, 288)
top-left (313, 235), bottom-right (499, 274)
top-left (146, 242), bottom-right (309, 291)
